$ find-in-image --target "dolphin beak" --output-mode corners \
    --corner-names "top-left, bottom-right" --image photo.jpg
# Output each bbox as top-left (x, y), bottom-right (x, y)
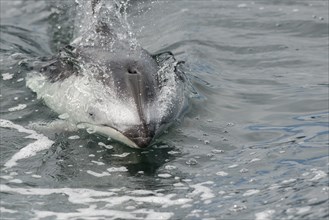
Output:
top-left (122, 123), bottom-right (156, 149)
top-left (77, 123), bottom-right (140, 148)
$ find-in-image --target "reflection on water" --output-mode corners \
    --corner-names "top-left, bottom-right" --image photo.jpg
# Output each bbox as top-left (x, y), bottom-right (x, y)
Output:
top-left (1, 0), bottom-right (328, 219)
top-left (249, 112), bottom-right (328, 149)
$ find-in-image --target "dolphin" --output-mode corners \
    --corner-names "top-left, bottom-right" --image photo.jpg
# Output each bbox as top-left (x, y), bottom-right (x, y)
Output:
top-left (26, 0), bottom-right (187, 148)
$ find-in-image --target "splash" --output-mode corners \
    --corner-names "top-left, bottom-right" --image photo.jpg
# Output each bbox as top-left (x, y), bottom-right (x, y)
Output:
top-left (73, 0), bottom-right (139, 50)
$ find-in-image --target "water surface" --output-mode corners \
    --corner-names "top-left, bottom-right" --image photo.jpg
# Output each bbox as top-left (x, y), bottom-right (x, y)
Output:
top-left (1, 0), bottom-right (328, 219)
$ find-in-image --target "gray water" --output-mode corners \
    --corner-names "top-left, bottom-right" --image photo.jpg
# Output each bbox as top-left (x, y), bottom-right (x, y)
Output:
top-left (0, 0), bottom-right (328, 219)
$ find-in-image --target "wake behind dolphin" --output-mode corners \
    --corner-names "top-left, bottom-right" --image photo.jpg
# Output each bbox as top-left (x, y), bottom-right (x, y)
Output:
top-left (26, 0), bottom-right (188, 148)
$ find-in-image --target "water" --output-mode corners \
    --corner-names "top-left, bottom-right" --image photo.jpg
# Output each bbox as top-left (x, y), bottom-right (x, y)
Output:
top-left (0, 0), bottom-right (328, 219)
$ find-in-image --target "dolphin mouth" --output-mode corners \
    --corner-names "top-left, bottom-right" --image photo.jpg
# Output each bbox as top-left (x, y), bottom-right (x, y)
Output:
top-left (77, 122), bottom-right (140, 149)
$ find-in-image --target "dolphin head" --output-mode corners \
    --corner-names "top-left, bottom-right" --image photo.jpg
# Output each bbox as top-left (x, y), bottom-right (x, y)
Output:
top-left (64, 43), bottom-right (185, 148)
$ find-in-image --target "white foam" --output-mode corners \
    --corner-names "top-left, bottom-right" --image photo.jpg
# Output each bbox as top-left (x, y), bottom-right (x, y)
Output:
top-left (188, 181), bottom-right (215, 201)
top-left (243, 189), bottom-right (260, 196)
top-left (237, 3), bottom-right (247, 8)
top-left (107, 166), bottom-right (128, 172)
top-left (296, 206), bottom-right (311, 214)
top-left (282, 178), bottom-right (297, 184)
top-left (91, 160), bottom-right (105, 166)
top-left (112, 153), bottom-right (130, 158)
top-left (35, 207), bottom-right (174, 220)
top-left (0, 119), bottom-right (54, 168)
top-left (86, 170), bottom-right (111, 177)
top-left (216, 171), bottom-right (228, 176)
top-left (31, 175), bottom-right (42, 178)
top-left (250, 158), bottom-right (261, 163)
top-left (1, 184), bottom-right (191, 219)
top-left (8, 104), bottom-right (27, 112)
top-left (129, 190), bottom-right (156, 196)
top-left (98, 142), bottom-right (113, 150)
top-left (0, 207), bottom-right (17, 213)
top-left (9, 179), bottom-right (23, 183)
top-left (309, 169), bottom-right (327, 181)
top-left (173, 182), bottom-right (185, 187)
top-left (255, 209), bottom-right (275, 220)
top-left (164, 165), bottom-right (176, 170)
top-left (68, 135), bottom-right (80, 140)
top-left (143, 211), bottom-right (173, 220)
top-left (228, 164), bottom-right (239, 168)
top-left (2, 72), bottom-right (13, 80)
top-left (158, 173), bottom-right (172, 178)
top-left (287, 206), bottom-right (312, 215)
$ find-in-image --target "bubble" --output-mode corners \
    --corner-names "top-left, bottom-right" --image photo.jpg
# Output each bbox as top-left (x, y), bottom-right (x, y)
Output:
top-left (86, 127), bottom-right (96, 134)
top-left (211, 149), bottom-right (224, 154)
top-left (230, 204), bottom-right (247, 212)
top-left (186, 158), bottom-right (198, 165)
top-left (239, 168), bottom-right (249, 173)
top-left (68, 135), bottom-right (80, 140)
top-left (216, 171), bottom-right (228, 176)
top-left (204, 140), bottom-right (210, 145)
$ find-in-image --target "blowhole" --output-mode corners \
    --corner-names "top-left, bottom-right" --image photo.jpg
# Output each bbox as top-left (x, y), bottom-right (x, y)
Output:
top-left (128, 68), bottom-right (138, 74)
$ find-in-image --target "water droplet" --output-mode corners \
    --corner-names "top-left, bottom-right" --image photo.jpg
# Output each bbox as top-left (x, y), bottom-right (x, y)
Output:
top-left (158, 173), bottom-right (171, 178)
top-left (86, 127), bottom-right (96, 134)
top-left (230, 204), bottom-right (247, 212)
top-left (186, 158), bottom-right (198, 165)
top-left (216, 171), bottom-right (228, 176)
top-left (211, 149), bottom-right (224, 154)
top-left (68, 135), bottom-right (80, 140)
top-left (98, 142), bottom-right (113, 150)
top-left (165, 165), bottom-right (177, 170)
top-left (237, 3), bottom-right (247, 8)
top-left (240, 168), bottom-right (249, 173)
